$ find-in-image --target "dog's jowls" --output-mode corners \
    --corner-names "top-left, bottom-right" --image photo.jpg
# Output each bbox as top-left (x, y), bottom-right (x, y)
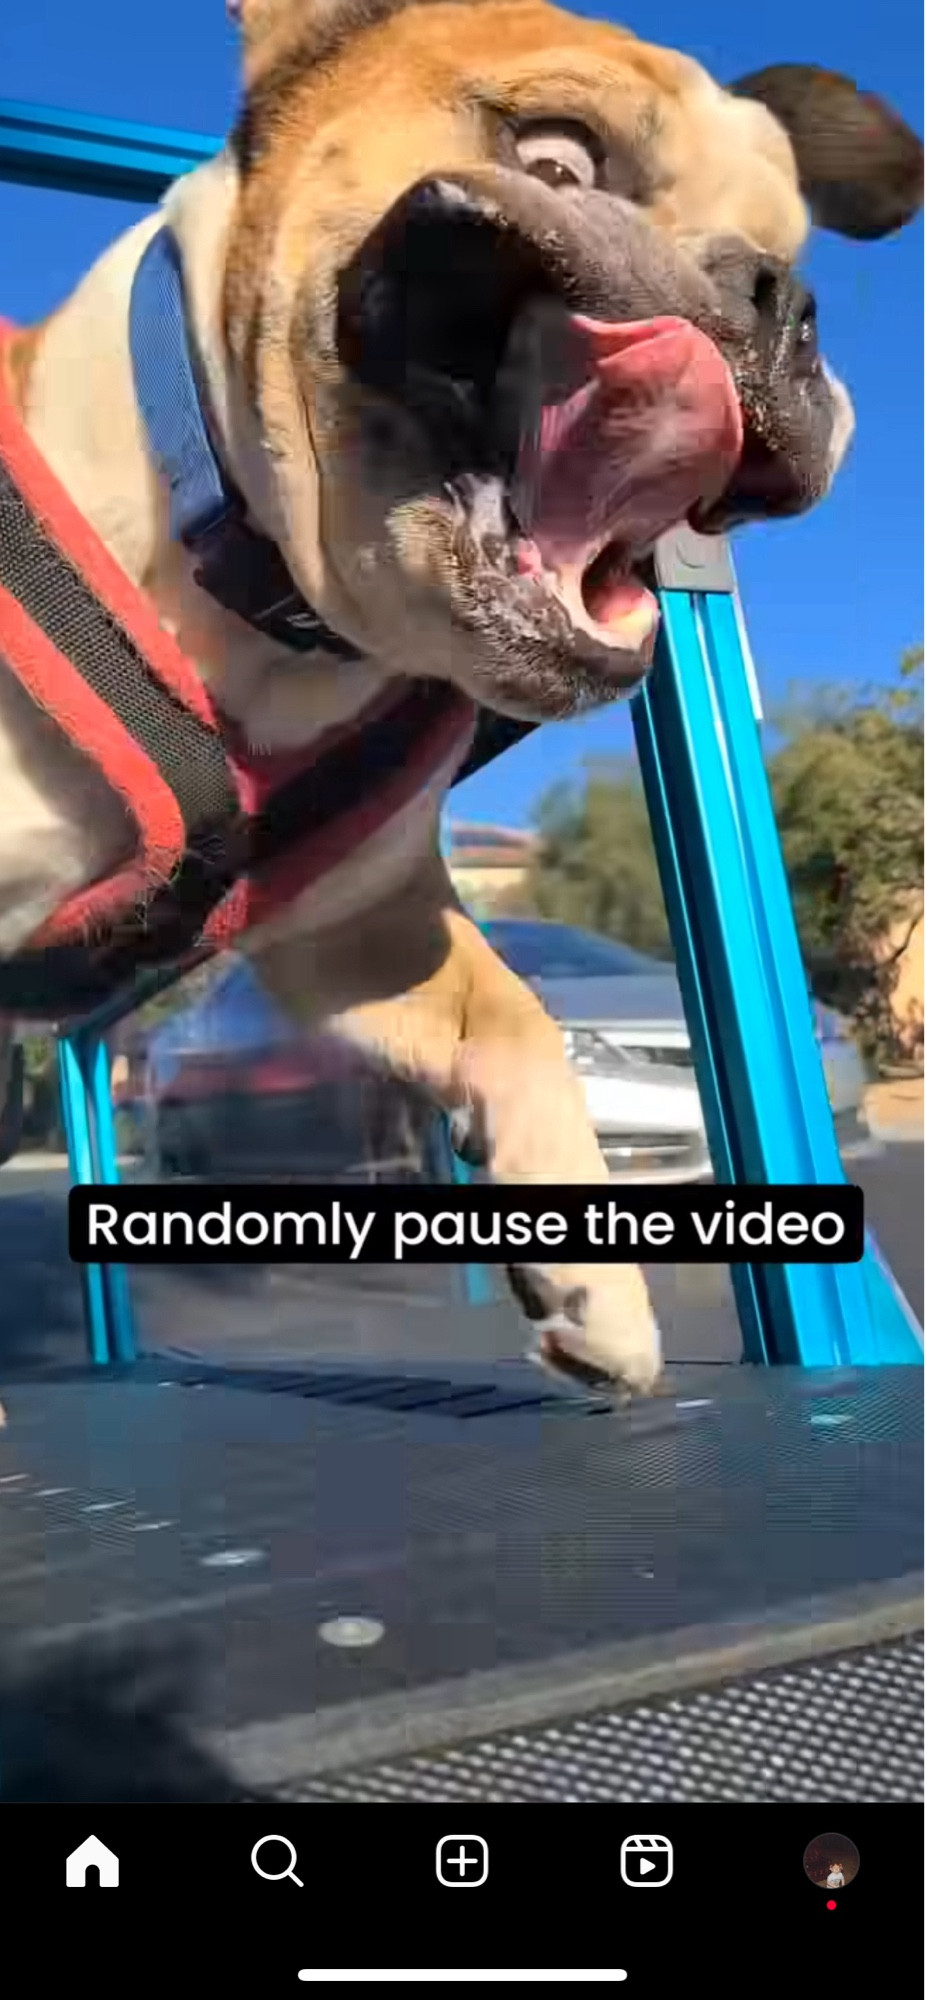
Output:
top-left (0, 2), bottom-right (921, 1393)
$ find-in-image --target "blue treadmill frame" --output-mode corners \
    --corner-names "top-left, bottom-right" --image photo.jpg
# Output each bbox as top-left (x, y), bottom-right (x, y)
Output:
top-left (2, 96), bottom-right (921, 1371)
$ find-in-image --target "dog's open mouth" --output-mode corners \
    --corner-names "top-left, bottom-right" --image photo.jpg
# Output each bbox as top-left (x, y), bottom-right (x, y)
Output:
top-left (501, 305), bottom-right (742, 654)
top-left (337, 177), bottom-right (743, 661)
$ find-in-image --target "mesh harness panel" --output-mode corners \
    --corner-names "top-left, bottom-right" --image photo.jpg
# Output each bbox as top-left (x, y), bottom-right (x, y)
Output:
top-left (0, 324), bottom-right (475, 1018)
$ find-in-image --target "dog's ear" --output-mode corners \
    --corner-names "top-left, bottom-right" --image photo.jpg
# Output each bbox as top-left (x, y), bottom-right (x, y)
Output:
top-left (227, 0), bottom-right (424, 86)
top-left (228, 2), bottom-right (338, 81)
top-left (729, 64), bottom-right (923, 239)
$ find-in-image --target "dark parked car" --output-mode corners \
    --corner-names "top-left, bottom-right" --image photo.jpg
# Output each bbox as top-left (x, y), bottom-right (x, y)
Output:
top-left (112, 959), bottom-right (440, 1181)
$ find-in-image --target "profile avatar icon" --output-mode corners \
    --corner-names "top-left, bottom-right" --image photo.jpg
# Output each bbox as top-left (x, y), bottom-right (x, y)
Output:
top-left (803, 1832), bottom-right (860, 1891)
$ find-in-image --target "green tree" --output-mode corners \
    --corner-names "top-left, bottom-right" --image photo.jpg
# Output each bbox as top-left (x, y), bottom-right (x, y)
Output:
top-left (19, 1033), bottom-right (66, 1150)
top-left (767, 647), bottom-right (923, 1062)
top-left (519, 758), bottom-right (672, 958)
top-left (519, 649), bottom-right (923, 1066)
top-left (7, 961), bottom-right (224, 1156)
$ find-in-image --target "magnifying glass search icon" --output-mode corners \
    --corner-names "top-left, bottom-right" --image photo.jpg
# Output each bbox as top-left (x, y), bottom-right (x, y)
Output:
top-left (251, 1836), bottom-right (304, 1887)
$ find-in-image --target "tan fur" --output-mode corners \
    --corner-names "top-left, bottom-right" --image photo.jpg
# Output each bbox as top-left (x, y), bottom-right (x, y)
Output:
top-left (256, 849), bottom-right (658, 1380)
top-left (222, 4), bottom-right (811, 693)
top-left (2, 326), bottom-right (45, 408)
top-left (0, 0), bottom-right (919, 1391)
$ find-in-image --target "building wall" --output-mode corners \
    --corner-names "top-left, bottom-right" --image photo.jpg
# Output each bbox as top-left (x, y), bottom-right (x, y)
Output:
top-left (450, 863), bottom-right (531, 913)
top-left (886, 908), bottom-right (924, 1058)
top-left (446, 822), bottom-right (538, 915)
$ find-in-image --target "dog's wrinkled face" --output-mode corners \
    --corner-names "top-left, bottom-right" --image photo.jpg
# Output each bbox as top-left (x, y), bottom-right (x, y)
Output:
top-left (225, 0), bottom-right (922, 718)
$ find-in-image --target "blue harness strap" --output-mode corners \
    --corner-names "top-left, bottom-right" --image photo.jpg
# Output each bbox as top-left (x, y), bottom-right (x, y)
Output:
top-left (128, 226), bottom-right (360, 660)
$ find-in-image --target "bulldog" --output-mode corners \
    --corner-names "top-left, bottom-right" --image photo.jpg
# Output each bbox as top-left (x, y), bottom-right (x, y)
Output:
top-left (0, 1), bottom-right (920, 1393)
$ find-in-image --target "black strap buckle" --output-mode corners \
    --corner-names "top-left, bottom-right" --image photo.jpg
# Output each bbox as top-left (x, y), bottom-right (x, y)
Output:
top-left (188, 505), bottom-right (361, 660)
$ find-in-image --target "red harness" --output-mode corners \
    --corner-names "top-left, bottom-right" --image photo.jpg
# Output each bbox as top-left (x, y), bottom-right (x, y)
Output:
top-left (0, 325), bottom-right (476, 1020)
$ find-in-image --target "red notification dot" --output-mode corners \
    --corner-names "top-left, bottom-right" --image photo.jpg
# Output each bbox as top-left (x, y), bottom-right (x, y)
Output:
top-left (827, 1900), bottom-right (837, 1910)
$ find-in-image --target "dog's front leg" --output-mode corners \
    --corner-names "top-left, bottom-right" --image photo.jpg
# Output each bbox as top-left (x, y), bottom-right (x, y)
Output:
top-left (251, 862), bottom-right (661, 1395)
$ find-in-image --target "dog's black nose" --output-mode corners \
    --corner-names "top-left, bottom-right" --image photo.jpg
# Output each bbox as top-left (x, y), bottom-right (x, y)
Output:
top-left (749, 261), bottom-right (819, 372)
top-left (695, 240), bottom-right (819, 376)
top-left (690, 244), bottom-right (831, 532)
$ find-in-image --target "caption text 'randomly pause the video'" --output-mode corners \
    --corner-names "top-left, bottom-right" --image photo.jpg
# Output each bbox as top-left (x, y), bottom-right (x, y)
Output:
top-left (69, 1182), bottom-right (864, 1265)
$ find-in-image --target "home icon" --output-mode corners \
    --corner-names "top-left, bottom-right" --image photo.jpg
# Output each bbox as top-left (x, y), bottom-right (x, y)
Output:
top-left (66, 1835), bottom-right (120, 1887)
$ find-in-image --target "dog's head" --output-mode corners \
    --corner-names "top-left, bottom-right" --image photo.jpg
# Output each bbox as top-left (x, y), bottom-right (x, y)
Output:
top-left (224, 1), bottom-right (922, 717)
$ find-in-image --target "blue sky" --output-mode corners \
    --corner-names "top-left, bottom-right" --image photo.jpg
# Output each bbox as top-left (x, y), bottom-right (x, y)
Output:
top-left (1, 1), bottom-right (921, 827)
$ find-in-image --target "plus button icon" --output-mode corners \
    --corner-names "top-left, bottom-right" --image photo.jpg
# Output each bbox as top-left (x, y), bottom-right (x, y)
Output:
top-left (435, 1835), bottom-right (489, 1887)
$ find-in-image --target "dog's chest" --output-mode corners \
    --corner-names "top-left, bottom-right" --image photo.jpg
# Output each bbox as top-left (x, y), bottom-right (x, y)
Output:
top-left (146, 525), bottom-right (388, 756)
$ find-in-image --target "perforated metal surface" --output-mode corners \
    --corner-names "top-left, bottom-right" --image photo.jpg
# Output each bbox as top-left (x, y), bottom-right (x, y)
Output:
top-left (281, 1637), bottom-right (925, 1803)
top-left (1, 1361), bottom-right (921, 1804)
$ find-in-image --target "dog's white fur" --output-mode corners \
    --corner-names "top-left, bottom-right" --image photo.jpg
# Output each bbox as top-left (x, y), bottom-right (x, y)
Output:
top-left (2, 155), bottom-right (459, 958)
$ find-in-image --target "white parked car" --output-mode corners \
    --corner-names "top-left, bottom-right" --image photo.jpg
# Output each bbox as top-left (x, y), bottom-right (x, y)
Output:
top-left (483, 919), bottom-right (876, 1182)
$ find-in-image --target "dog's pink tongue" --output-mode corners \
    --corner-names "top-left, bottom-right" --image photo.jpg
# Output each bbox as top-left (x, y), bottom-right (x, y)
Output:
top-left (512, 314), bottom-right (743, 571)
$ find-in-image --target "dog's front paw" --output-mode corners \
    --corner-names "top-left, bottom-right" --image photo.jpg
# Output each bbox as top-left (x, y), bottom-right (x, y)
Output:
top-left (508, 1264), bottom-right (662, 1397)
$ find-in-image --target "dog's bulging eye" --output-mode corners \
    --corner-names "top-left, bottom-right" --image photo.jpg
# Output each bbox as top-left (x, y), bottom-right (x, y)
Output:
top-left (514, 124), bottom-right (599, 189)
